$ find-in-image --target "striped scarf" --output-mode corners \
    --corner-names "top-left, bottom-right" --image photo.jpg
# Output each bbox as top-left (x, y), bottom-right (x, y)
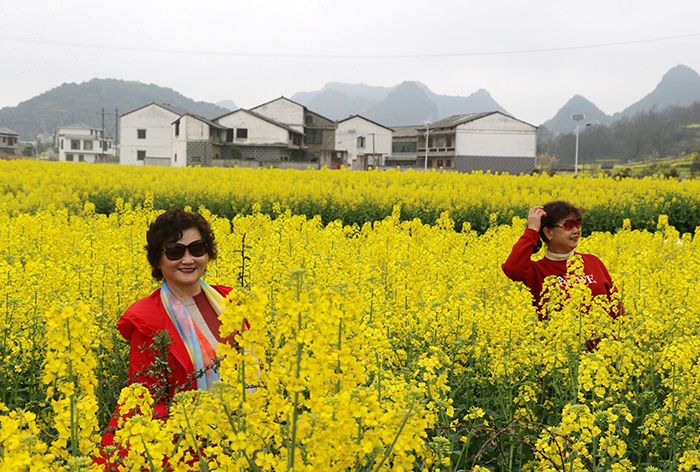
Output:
top-left (160, 280), bottom-right (224, 390)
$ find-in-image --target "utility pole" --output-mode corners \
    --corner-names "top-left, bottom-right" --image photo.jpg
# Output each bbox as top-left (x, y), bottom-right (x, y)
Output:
top-left (101, 108), bottom-right (105, 162)
top-left (115, 109), bottom-right (119, 161)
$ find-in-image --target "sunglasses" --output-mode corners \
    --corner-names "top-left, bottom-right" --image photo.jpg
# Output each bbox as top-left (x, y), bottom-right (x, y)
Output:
top-left (553, 218), bottom-right (582, 231)
top-left (163, 240), bottom-right (207, 260)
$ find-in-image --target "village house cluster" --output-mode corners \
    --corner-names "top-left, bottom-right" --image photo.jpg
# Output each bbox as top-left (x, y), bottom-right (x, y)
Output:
top-left (49, 96), bottom-right (537, 173)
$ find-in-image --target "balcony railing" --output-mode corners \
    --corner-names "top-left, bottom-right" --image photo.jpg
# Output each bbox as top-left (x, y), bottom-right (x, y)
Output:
top-left (416, 147), bottom-right (456, 153)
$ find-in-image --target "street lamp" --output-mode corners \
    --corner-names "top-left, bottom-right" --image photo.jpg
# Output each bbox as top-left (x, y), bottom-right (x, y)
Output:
top-left (571, 114), bottom-right (585, 177)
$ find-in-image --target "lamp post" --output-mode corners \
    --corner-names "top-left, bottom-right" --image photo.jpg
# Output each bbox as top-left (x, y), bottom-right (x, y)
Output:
top-left (571, 114), bottom-right (585, 177)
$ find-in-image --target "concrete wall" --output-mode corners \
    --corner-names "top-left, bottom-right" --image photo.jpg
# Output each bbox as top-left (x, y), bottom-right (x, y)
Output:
top-left (455, 113), bottom-right (536, 158)
top-left (211, 158), bottom-right (320, 170)
top-left (452, 155), bottom-right (535, 174)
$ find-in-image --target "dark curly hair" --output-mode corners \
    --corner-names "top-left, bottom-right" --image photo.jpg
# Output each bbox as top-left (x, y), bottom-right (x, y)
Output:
top-left (145, 209), bottom-right (217, 281)
top-left (533, 201), bottom-right (585, 253)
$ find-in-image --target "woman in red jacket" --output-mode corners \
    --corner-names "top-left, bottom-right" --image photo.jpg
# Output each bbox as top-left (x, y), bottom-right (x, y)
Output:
top-left (101, 208), bottom-right (236, 447)
top-left (502, 201), bottom-right (621, 320)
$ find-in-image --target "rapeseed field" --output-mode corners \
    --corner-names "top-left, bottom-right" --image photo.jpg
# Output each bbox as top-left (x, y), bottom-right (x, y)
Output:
top-left (0, 161), bottom-right (699, 471)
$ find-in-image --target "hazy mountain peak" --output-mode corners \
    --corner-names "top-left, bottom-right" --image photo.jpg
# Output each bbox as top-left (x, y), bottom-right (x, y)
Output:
top-left (216, 100), bottom-right (238, 111)
top-left (616, 63), bottom-right (700, 119)
top-left (292, 81), bottom-right (507, 126)
top-left (541, 95), bottom-right (611, 135)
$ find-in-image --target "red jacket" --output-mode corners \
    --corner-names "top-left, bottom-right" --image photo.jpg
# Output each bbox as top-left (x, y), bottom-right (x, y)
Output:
top-left (502, 229), bottom-right (619, 317)
top-left (101, 284), bottom-right (233, 446)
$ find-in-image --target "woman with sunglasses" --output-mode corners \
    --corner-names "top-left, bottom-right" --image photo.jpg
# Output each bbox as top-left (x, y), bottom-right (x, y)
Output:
top-left (502, 201), bottom-right (620, 319)
top-left (101, 208), bottom-right (240, 448)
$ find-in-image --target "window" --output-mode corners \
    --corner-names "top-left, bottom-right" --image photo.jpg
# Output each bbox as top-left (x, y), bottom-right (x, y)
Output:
top-left (446, 136), bottom-right (453, 147)
top-left (306, 128), bottom-right (323, 144)
top-left (71, 140), bottom-right (80, 150)
top-left (292, 133), bottom-right (301, 146)
top-left (305, 115), bottom-right (312, 124)
top-left (226, 129), bottom-right (234, 142)
top-left (83, 140), bottom-right (93, 151)
top-left (445, 159), bottom-right (452, 168)
top-left (392, 141), bottom-right (417, 153)
top-left (66, 154), bottom-right (74, 162)
top-left (357, 136), bottom-right (366, 148)
top-left (137, 150), bottom-right (146, 161)
top-left (137, 129), bottom-right (146, 139)
top-left (437, 137), bottom-right (445, 148)
top-left (236, 128), bottom-right (248, 139)
top-left (175, 121), bottom-right (180, 137)
top-left (79, 155), bottom-right (85, 162)
top-left (60, 139), bottom-right (64, 149)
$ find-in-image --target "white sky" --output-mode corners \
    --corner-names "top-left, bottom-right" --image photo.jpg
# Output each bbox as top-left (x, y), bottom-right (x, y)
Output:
top-left (1, 0), bottom-right (699, 125)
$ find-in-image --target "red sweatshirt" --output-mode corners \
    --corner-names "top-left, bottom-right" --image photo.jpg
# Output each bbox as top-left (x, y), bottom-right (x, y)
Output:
top-left (502, 228), bottom-right (619, 317)
top-left (100, 284), bottom-right (233, 449)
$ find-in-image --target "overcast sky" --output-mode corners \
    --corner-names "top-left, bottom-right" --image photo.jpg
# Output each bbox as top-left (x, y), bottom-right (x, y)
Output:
top-left (1, 0), bottom-right (699, 125)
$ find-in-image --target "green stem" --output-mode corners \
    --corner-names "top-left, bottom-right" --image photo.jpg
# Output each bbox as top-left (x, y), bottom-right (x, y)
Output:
top-left (288, 310), bottom-right (304, 471)
top-left (370, 399), bottom-right (418, 472)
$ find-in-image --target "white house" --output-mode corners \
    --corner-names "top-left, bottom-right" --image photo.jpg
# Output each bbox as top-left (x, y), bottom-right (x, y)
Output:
top-left (171, 114), bottom-right (227, 167)
top-left (120, 103), bottom-right (191, 166)
top-left (251, 97), bottom-right (339, 167)
top-left (0, 127), bottom-right (20, 155)
top-left (213, 109), bottom-right (303, 162)
top-left (418, 112), bottom-right (537, 173)
top-left (336, 115), bottom-right (393, 170)
top-left (55, 123), bottom-right (115, 163)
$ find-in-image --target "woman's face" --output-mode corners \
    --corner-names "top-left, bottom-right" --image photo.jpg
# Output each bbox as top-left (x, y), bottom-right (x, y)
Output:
top-left (544, 215), bottom-right (582, 254)
top-left (158, 227), bottom-right (208, 296)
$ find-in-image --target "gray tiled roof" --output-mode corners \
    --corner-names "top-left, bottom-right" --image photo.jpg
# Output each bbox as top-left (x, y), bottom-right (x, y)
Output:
top-left (0, 127), bottom-right (19, 135)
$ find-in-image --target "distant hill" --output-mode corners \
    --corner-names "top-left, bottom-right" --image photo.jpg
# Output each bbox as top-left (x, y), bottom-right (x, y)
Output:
top-left (543, 64), bottom-right (700, 135)
top-left (541, 95), bottom-right (612, 136)
top-left (291, 81), bottom-right (509, 126)
top-left (0, 79), bottom-right (231, 140)
top-left (364, 82), bottom-right (439, 125)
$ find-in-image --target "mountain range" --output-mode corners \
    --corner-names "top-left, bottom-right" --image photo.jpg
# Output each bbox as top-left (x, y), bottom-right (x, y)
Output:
top-left (291, 81), bottom-right (509, 126)
top-left (0, 79), bottom-right (234, 140)
top-left (2, 65), bottom-right (700, 141)
top-left (541, 65), bottom-right (700, 135)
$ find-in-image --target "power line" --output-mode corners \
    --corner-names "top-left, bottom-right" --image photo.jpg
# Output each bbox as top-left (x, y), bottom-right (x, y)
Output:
top-left (1, 32), bottom-right (699, 59)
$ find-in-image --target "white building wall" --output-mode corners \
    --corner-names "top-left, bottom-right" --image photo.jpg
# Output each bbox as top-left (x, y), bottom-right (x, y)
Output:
top-left (251, 99), bottom-right (305, 133)
top-left (56, 126), bottom-right (115, 163)
top-left (217, 112), bottom-right (290, 145)
top-left (120, 104), bottom-right (180, 165)
top-left (171, 115), bottom-right (214, 167)
top-left (336, 117), bottom-right (393, 169)
top-left (171, 118), bottom-right (188, 168)
top-left (455, 114), bottom-right (536, 157)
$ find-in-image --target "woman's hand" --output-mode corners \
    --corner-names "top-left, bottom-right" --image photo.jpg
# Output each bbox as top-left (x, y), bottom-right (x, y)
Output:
top-left (527, 206), bottom-right (546, 231)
